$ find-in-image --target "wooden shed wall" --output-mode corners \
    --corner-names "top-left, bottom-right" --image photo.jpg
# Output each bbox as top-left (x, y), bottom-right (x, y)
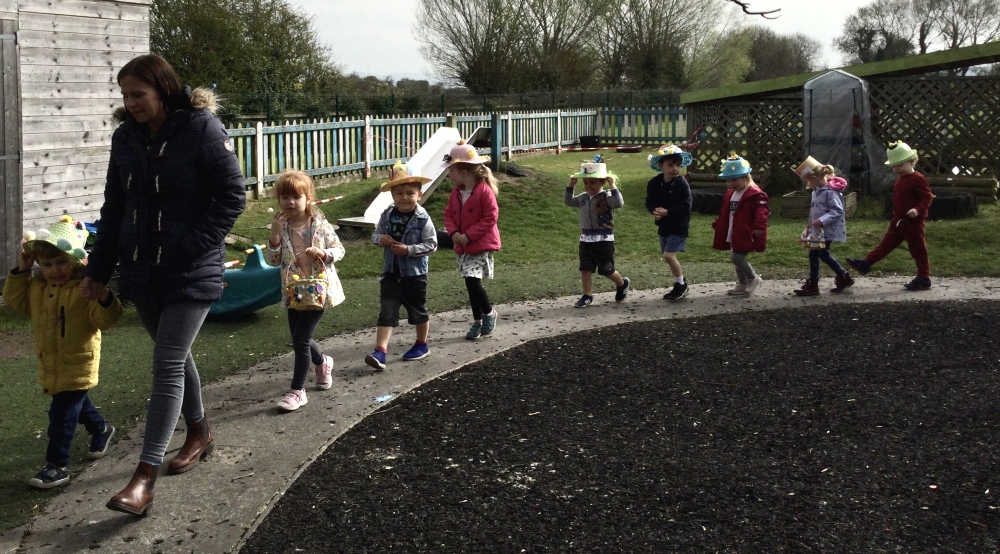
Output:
top-left (18, 0), bottom-right (149, 233)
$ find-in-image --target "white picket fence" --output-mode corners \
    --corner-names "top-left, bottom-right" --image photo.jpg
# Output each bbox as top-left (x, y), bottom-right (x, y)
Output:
top-left (226, 108), bottom-right (687, 198)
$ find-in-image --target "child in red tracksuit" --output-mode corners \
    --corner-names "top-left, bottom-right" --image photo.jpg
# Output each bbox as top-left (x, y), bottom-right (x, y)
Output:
top-left (712, 153), bottom-right (770, 297)
top-left (847, 141), bottom-right (934, 291)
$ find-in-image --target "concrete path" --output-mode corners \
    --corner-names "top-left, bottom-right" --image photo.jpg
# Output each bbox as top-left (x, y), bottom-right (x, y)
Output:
top-left (2, 277), bottom-right (998, 554)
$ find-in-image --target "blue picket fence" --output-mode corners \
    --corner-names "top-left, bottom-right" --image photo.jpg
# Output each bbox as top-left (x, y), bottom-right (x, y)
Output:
top-left (226, 107), bottom-right (686, 197)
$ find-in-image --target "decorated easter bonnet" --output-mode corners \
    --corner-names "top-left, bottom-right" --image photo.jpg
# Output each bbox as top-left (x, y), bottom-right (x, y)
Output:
top-left (23, 215), bottom-right (89, 264)
top-left (793, 156), bottom-right (823, 177)
top-left (571, 155), bottom-right (616, 180)
top-left (885, 140), bottom-right (918, 166)
top-left (442, 140), bottom-right (490, 166)
top-left (380, 160), bottom-right (431, 192)
top-left (718, 152), bottom-right (753, 179)
top-left (648, 144), bottom-right (693, 171)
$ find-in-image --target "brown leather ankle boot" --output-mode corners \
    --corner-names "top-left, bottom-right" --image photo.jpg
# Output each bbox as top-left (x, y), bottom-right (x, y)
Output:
top-left (167, 417), bottom-right (214, 475)
top-left (167, 417), bottom-right (215, 475)
top-left (793, 279), bottom-right (820, 296)
top-left (106, 462), bottom-right (157, 516)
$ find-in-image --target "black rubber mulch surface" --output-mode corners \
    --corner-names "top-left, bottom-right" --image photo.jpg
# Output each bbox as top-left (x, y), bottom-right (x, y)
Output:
top-left (243, 300), bottom-right (1000, 553)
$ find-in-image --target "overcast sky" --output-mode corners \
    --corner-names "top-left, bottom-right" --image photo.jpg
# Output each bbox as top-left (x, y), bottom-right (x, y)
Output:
top-left (287, 0), bottom-right (871, 83)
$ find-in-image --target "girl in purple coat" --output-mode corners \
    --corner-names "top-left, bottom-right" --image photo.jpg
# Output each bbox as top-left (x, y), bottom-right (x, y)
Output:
top-left (443, 141), bottom-right (502, 340)
top-left (792, 157), bottom-right (853, 296)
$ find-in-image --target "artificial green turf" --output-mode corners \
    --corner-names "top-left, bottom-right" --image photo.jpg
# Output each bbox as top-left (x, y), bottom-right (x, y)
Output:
top-left (0, 151), bottom-right (997, 531)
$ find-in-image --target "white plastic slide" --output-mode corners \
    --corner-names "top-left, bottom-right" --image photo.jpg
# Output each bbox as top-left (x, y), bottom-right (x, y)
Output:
top-left (338, 126), bottom-right (490, 228)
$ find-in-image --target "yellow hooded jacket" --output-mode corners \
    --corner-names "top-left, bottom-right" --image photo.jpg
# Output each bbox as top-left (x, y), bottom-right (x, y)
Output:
top-left (2, 270), bottom-right (123, 394)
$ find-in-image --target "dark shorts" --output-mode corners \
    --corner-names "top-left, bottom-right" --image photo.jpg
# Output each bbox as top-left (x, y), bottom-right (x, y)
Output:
top-left (377, 274), bottom-right (429, 327)
top-left (579, 241), bottom-right (616, 276)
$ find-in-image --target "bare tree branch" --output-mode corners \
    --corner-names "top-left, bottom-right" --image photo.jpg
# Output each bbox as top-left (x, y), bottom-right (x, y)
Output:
top-left (726, 0), bottom-right (780, 19)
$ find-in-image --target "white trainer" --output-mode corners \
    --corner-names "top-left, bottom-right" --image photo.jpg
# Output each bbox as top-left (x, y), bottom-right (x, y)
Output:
top-left (745, 275), bottom-right (763, 296)
top-left (277, 389), bottom-right (308, 411)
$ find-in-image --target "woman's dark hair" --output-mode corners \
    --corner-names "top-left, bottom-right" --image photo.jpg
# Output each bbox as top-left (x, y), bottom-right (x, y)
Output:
top-left (117, 54), bottom-right (187, 112)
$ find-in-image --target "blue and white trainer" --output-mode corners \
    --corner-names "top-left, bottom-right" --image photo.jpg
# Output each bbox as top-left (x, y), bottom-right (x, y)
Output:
top-left (365, 349), bottom-right (387, 371)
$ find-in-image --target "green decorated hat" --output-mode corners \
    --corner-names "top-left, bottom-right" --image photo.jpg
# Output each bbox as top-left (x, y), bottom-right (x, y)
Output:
top-left (718, 152), bottom-right (753, 179)
top-left (649, 144), bottom-right (693, 171)
top-left (885, 141), bottom-right (917, 166)
top-left (23, 215), bottom-right (89, 264)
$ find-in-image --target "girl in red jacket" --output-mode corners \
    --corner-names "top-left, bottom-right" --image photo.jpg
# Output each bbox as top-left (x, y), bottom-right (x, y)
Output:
top-left (712, 154), bottom-right (770, 296)
top-left (443, 141), bottom-right (502, 340)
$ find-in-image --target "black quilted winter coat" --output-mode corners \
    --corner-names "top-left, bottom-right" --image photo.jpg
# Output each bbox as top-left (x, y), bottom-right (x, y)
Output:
top-left (86, 88), bottom-right (246, 304)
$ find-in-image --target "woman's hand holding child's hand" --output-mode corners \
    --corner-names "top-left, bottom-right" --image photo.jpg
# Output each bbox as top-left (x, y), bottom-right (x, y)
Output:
top-left (906, 208), bottom-right (918, 218)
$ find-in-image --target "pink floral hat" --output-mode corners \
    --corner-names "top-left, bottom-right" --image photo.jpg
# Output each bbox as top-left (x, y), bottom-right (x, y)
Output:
top-left (442, 140), bottom-right (490, 167)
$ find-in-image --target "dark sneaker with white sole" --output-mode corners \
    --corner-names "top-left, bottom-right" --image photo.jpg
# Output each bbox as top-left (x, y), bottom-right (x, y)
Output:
top-left (664, 282), bottom-right (689, 301)
top-left (28, 464), bottom-right (70, 489)
top-left (574, 295), bottom-right (593, 308)
top-left (87, 423), bottom-right (115, 460)
top-left (615, 277), bottom-right (630, 302)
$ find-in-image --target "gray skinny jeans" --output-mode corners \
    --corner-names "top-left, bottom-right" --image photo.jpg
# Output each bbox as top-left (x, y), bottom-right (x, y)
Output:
top-left (133, 297), bottom-right (212, 466)
top-left (731, 251), bottom-right (757, 284)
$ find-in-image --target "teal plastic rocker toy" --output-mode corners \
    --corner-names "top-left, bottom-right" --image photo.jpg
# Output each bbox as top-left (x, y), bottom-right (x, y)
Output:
top-left (207, 244), bottom-right (282, 320)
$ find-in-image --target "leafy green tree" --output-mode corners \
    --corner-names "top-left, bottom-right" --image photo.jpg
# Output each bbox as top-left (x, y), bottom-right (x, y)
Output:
top-left (151, 0), bottom-right (343, 96)
top-left (743, 26), bottom-right (822, 82)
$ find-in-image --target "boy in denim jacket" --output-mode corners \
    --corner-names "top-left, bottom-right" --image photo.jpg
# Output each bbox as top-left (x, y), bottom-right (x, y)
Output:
top-left (365, 162), bottom-right (438, 370)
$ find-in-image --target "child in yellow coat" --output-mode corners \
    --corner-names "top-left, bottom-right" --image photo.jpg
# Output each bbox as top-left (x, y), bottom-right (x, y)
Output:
top-left (2, 216), bottom-right (123, 489)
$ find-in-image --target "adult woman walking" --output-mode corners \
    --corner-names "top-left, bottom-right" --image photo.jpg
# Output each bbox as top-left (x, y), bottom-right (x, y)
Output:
top-left (80, 54), bottom-right (246, 516)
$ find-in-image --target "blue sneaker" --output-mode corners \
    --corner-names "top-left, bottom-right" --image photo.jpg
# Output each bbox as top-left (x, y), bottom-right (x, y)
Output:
top-left (28, 464), bottom-right (70, 490)
top-left (466, 322), bottom-right (482, 340)
top-left (481, 310), bottom-right (498, 336)
top-left (86, 423), bottom-right (115, 460)
top-left (365, 349), bottom-right (387, 371)
top-left (846, 257), bottom-right (870, 275)
top-left (402, 343), bottom-right (429, 361)
top-left (574, 295), bottom-right (593, 308)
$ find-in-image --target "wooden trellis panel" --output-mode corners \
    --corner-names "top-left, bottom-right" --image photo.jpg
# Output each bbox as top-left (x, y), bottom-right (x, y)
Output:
top-left (688, 94), bottom-right (804, 176)
top-left (868, 76), bottom-right (1000, 177)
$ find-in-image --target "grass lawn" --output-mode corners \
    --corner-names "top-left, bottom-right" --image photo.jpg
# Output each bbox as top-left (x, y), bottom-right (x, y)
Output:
top-left (0, 151), bottom-right (997, 531)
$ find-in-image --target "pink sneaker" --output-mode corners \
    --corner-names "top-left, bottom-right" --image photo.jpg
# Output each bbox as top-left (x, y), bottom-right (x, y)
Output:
top-left (277, 389), bottom-right (307, 411)
top-left (315, 355), bottom-right (333, 390)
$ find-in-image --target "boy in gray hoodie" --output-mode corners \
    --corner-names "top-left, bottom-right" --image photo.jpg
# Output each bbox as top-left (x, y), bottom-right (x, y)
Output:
top-left (564, 157), bottom-right (630, 307)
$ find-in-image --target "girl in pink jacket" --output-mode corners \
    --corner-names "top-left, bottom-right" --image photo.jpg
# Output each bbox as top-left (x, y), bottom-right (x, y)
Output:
top-left (443, 141), bottom-right (502, 340)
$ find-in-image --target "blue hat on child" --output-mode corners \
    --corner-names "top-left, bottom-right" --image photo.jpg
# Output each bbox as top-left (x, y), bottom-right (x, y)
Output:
top-left (718, 152), bottom-right (753, 179)
top-left (648, 144), bottom-right (693, 171)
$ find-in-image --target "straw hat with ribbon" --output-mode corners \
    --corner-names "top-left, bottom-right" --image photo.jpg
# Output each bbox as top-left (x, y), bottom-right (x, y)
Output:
top-left (380, 160), bottom-right (431, 192)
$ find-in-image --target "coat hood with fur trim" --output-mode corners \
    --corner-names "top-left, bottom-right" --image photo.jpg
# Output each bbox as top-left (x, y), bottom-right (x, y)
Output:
top-left (112, 86), bottom-right (219, 124)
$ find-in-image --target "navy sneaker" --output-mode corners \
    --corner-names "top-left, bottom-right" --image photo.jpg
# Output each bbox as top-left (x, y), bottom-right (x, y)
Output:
top-left (86, 423), bottom-right (115, 460)
top-left (481, 310), bottom-right (498, 335)
top-left (28, 464), bottom-right (70, 490)
top-left (574, 295), bottom-right (593, 308)
top-left (466, 322), bottom-right (482, 340)
top-left (402, 343), bottom-right (429, 361)
top-left (615, 277), bottom-right (630, 302)
top-left (903, 277), bottom-right (932, 291)
top-left (846, 257), bottom-right (870, 275)
top-left (365, 349), bottom-right (387, 371)
top-left (664, 282), bottom-right (689, 301)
